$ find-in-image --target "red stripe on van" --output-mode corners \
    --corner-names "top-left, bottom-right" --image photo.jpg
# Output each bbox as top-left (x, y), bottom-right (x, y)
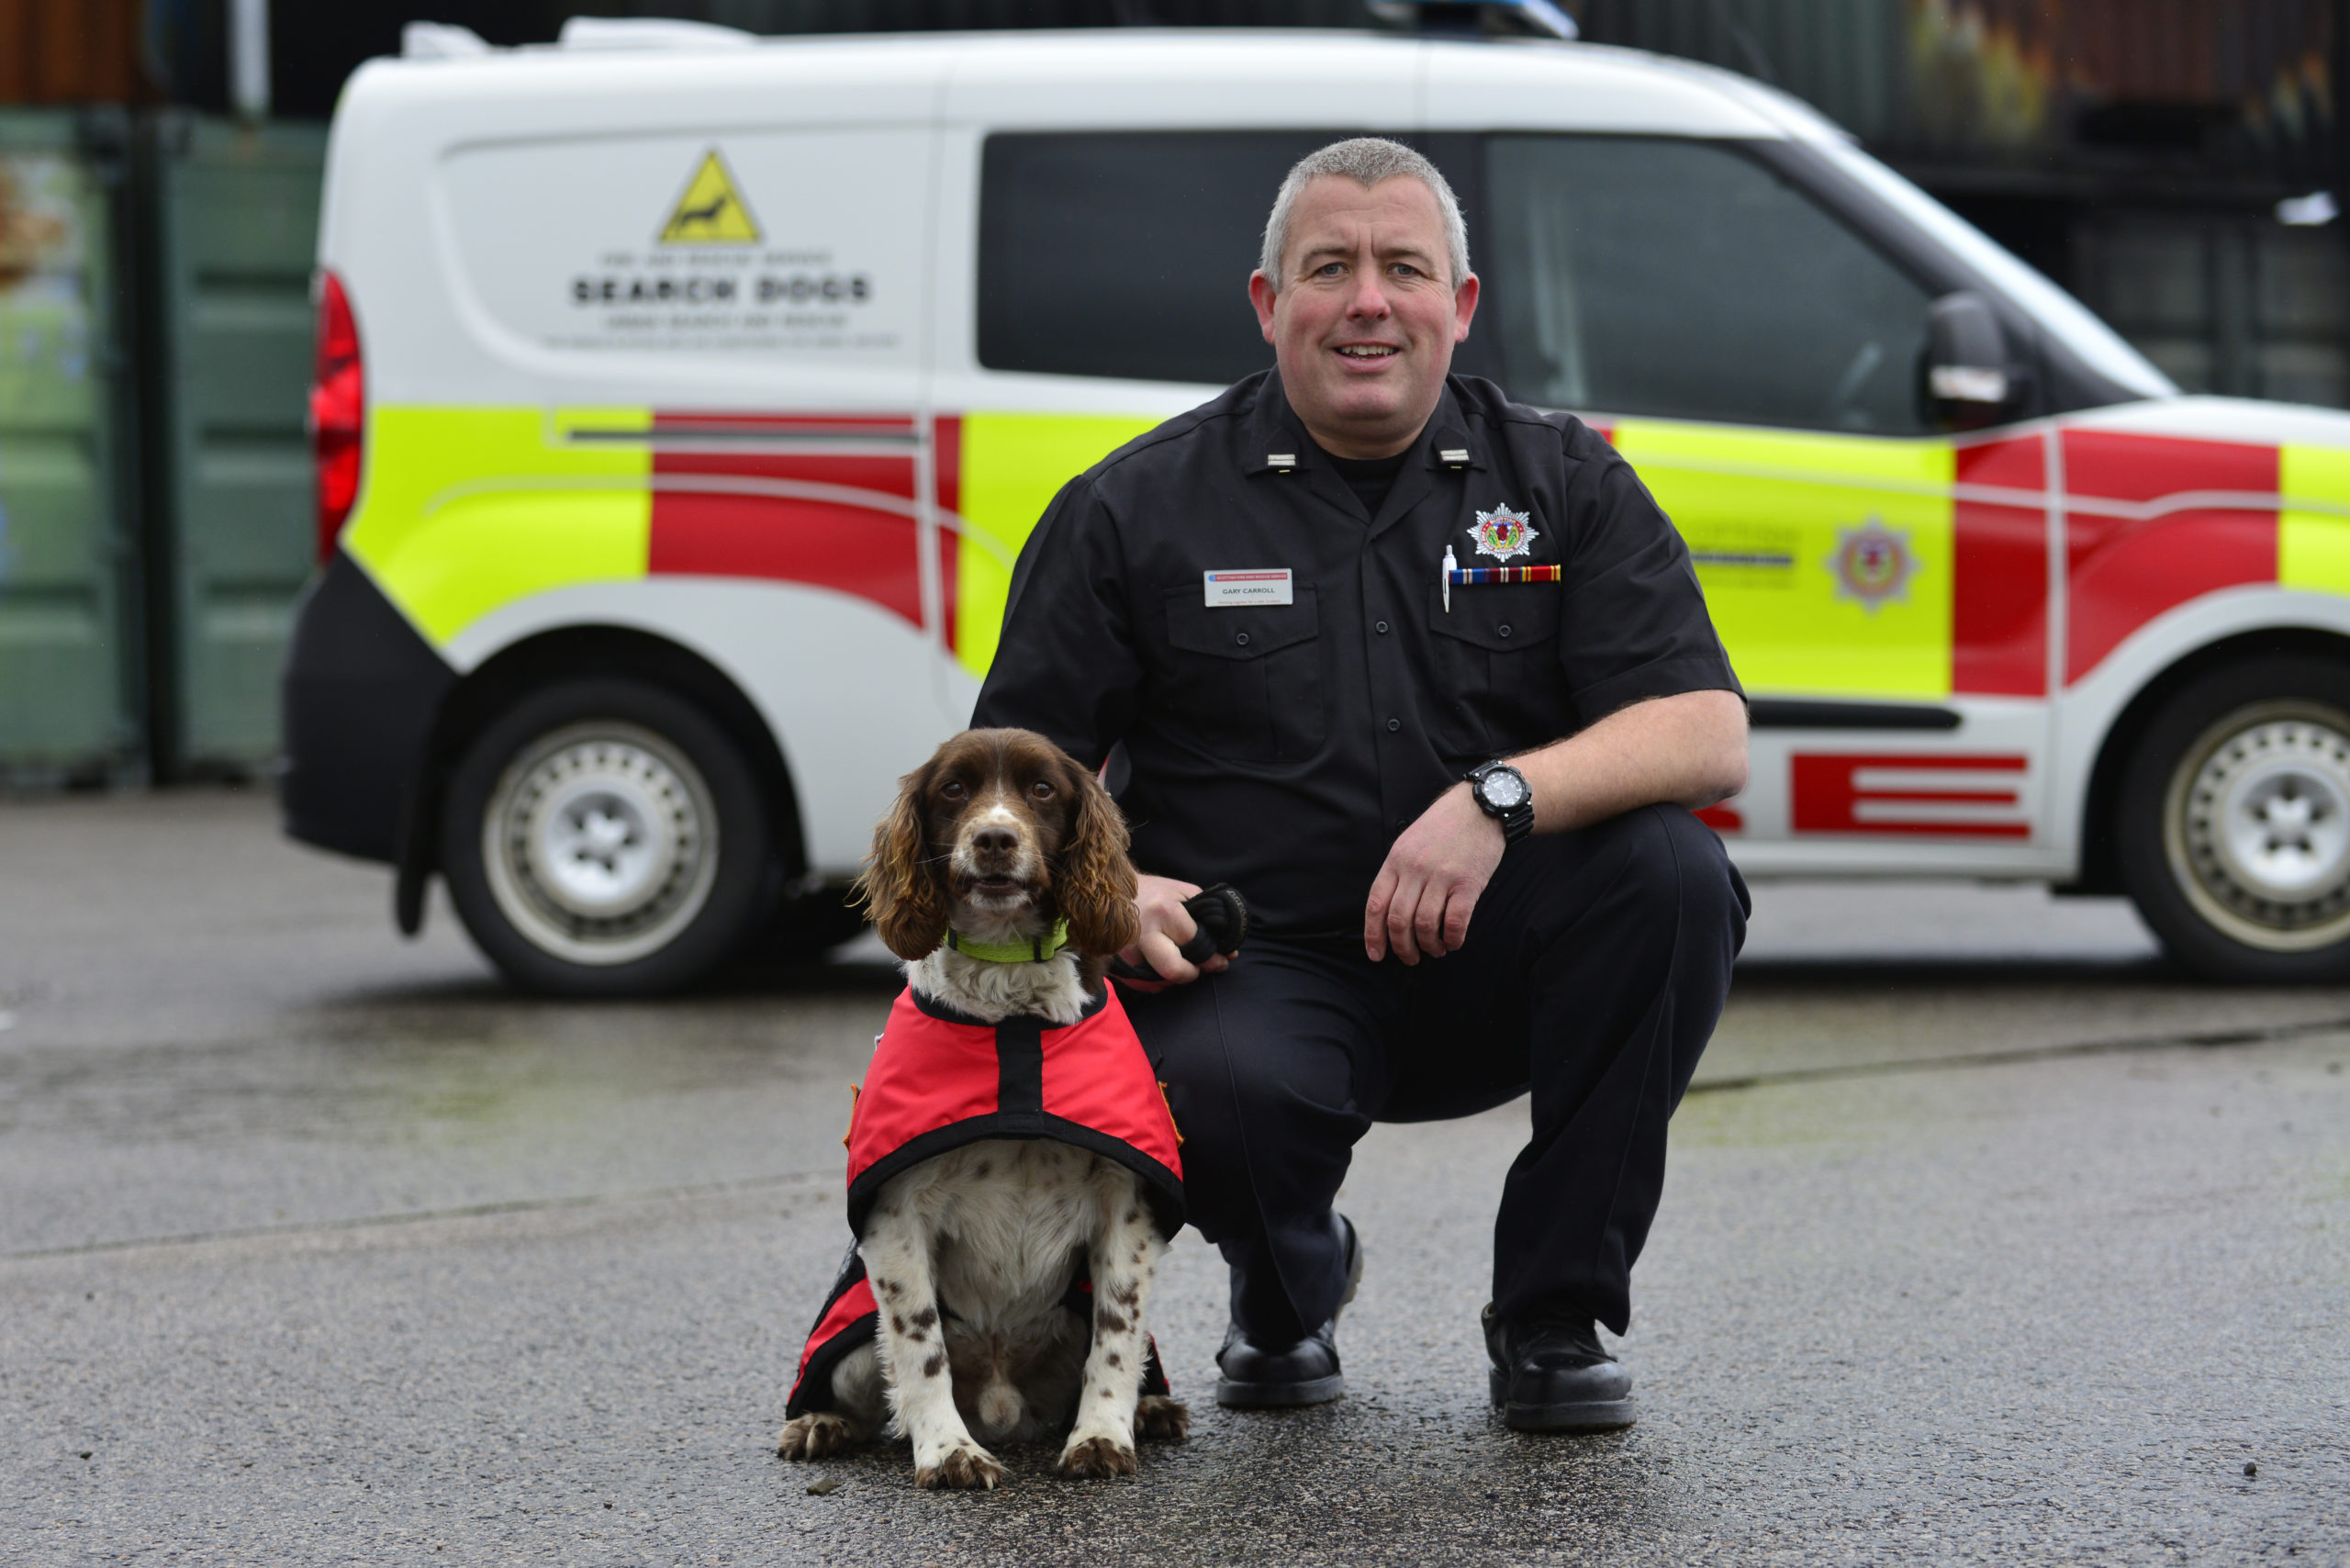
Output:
top-left (1952, 435), bottom-right (2047, 696)
top-left (646, 412), bottom-right (926, 627)
top-left (1791, 753), bottom-right (2030, 838)
top-left (648, 491), bottom-right (924, 627)
top-left (1694, 801), bottom-right (1741, 834)
top-left (2062, 431), bottom-right (2277, 683)
top-left (934, 415), bottom-right (962, 656)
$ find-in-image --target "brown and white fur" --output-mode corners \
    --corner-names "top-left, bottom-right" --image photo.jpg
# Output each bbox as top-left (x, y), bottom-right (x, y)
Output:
top-left (775, 728), bottom-right (1188, 1488)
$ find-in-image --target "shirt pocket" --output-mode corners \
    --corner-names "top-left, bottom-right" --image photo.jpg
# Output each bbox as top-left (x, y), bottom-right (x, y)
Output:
top-left (1427, 583), bottom-right (1570, 759)
top-left (1158, 585), bottom-right (1327, 762)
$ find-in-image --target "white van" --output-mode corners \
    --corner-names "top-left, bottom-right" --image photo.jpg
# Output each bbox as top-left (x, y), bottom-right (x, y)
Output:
top-left (283, 20), bottom-right (2350, 991)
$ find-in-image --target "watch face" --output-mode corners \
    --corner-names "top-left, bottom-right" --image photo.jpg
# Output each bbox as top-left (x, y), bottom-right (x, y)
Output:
top-left (1479, 769), bottom-right (1528, 811)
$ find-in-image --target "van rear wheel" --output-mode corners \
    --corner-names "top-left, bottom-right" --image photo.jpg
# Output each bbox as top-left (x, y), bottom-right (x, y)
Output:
top-left (2118, 655), bottom-right (2350, 981)
top-left (442, 678), bottom-right (772, 995)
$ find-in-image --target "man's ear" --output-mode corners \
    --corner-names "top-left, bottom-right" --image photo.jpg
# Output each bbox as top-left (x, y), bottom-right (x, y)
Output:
top-left (1249, 270), bottom-right (1279, 344)
top-left (1452, 271), bottom-right (1479, 343)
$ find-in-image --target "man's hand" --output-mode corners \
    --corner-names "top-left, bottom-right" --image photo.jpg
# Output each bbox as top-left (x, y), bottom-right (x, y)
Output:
top-left (1364, 784), bottom-right (1504, 964)
top-left (1117, 873), bottom-right (1234, 991)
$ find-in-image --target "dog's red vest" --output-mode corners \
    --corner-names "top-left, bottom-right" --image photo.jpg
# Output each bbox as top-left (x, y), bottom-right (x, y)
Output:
top-left (786, 982), bottom-right (1185, 1418)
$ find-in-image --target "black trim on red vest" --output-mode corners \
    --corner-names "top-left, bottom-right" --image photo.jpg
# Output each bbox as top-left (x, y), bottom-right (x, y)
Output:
top-left (998, 1015), bottom-right (1045, 1114)
top-left (904, 981), bottom-right (1113, 1029)
top-left (845, 987), bottom-right (1184, 1243)
top-left (785, 1244), bottom-right (878, 1420)
top-left (845, 1114), bottom-right (1184, 1243)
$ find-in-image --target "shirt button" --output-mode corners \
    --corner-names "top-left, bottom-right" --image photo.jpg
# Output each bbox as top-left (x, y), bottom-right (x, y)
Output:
top-left (1386, 718), bottom-right (1402, 733)
top-left (1498, 624), bottom-right (1513, 638)
top-left (1374, 620), bottom-right (1390, 634)
top-left (1236, 632), bottom-right (1250, 646)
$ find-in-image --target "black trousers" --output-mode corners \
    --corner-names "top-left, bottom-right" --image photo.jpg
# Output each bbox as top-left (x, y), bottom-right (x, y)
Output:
top-left (1122, 803), bottom-right (1748, 1342)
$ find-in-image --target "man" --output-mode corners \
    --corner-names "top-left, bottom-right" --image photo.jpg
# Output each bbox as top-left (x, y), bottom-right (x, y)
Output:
top-left (972, 138), bottom-right (1748, 1432)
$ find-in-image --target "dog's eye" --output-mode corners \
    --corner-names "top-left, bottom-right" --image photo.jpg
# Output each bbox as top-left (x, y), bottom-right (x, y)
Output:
top-left (940, 780), bottom-right (967, 801)
top-left (1029, 781), bottom-right (1055, 801)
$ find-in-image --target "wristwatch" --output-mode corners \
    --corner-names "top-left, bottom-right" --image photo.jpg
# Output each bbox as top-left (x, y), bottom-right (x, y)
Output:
top-left (1464, 760), bottom-right (1535, 845)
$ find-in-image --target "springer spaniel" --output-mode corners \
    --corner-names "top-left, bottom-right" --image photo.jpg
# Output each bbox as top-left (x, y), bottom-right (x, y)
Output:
top-left (775, 728), bottom-right (1188, 1487)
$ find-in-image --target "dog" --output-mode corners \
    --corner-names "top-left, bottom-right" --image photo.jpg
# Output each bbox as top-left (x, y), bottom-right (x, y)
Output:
top-left (775, 728), bottom-right (1190, 1488)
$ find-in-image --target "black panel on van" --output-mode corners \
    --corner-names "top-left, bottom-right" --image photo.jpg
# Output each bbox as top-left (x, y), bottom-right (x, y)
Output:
top-left (979, 131), bottom-right (1364, 386)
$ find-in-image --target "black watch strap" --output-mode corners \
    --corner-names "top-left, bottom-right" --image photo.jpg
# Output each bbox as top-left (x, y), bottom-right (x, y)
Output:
top-left (1465, 761), bottom-right (1535, 845)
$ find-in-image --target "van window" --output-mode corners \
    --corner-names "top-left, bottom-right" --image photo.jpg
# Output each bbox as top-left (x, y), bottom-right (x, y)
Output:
top-left (979, 131), bottom-right (1353, 386)
top-left (1485, 137), bottom-right (1934, 434)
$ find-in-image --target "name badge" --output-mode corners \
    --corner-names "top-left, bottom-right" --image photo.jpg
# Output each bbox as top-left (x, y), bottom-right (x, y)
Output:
top-left (1203, 568), bottom-right (1293, 607)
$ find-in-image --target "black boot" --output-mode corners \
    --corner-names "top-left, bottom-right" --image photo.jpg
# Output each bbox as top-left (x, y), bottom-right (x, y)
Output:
top-left (1483, 1302), bottom-right (1635, 1432)
top-left (1214, 1214), bottom-right (1361, 1408)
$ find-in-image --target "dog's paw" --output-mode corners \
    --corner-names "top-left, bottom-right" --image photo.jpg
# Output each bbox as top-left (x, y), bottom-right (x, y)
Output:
top-left (1057, 1433), bottom-right (1139, 1479)
top-left (915, 1439), bottom-right (1003, 1491)
top-left (777, 1412), bottom-right (854, 1461)
top-left (1135, 1395), bottom-right (1190, 1443)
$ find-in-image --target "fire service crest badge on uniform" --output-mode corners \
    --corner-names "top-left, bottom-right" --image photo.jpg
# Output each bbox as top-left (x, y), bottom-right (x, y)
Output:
top-left (1830, 518), bottom-right (1916, 611)
top-left (1469, 504), bottom-right (1539, 563)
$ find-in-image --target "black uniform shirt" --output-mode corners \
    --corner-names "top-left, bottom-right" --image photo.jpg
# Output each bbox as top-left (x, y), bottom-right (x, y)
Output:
top-left (972, 370), bottom-right (1741, 939)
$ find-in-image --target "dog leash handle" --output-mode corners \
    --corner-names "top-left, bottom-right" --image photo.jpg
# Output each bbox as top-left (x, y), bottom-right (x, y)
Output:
top-left (1107, 883), bottom-right (1248, 984)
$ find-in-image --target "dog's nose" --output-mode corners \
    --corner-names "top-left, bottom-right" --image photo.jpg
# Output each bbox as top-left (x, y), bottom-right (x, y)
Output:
top-left (972, 826), bottom-right (1019, 861)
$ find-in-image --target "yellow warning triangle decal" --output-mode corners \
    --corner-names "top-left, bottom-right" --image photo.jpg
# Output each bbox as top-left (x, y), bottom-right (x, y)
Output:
top-left (657, 151), bottom-right (760, 244)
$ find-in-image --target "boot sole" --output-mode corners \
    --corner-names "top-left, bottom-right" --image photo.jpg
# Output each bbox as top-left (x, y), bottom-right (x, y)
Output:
top-left (1215, 1372), bottom-right (1345, 1408)
top-left (1488, 1367), bottom-right (1636, 1432)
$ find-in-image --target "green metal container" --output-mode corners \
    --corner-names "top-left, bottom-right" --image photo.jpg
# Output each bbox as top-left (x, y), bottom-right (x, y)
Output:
top-left (0, 109), bottom-right (140, 786)
top-left (140, 113), bottom-right (325, 778)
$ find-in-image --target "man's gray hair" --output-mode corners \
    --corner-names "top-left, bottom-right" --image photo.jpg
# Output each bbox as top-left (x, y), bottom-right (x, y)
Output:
top-left (1259, 137), bottom-right (1471, 288)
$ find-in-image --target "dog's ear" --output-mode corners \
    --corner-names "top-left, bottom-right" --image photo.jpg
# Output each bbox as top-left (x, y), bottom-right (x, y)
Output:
top-left (859, 760), bottom-right (948, 962)
top-left (1055, 756), bottom-right (1138, 958)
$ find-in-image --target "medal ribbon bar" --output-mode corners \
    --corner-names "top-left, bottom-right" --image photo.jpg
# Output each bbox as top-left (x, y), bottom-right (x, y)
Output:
top-left (1447, 566), bottom-right (1563, 585)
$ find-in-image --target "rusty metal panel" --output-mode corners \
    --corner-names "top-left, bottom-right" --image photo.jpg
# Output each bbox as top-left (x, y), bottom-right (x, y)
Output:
top-left (0, 0), bottom-right (152, 106)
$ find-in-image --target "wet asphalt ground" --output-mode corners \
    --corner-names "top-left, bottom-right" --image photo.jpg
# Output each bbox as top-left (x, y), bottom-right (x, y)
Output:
top-left (3, 788), bottom-right (2345, 1566)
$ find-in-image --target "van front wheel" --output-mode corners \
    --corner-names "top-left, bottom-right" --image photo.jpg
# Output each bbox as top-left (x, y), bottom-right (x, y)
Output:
top-left (2118, 656), bottom-right (2350, 981)
top-left (442, 678), bottom-right (772, 995)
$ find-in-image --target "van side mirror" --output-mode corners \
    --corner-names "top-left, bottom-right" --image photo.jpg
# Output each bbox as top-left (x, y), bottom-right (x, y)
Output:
top-left (1926, 292), bottom-right (2015, 430)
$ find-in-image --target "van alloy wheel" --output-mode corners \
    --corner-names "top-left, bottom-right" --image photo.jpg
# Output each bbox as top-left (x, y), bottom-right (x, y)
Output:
top-left (481, 721), bottom-right (722, 968)
top-left (442, 678), bottom-right (776, 996)
top-left (2118, 657), bottom-right (2350, 982)
top-left (2162, 701), bottom-right (2350, 954)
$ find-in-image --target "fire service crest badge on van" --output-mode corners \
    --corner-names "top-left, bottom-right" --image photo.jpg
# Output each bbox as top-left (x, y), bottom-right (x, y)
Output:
top-left (1830, 518), bottom-right (1916, 610)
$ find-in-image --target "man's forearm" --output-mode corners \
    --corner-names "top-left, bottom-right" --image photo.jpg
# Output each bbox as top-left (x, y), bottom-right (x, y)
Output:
top-left (1512, 689), bottom-right (1748, 834)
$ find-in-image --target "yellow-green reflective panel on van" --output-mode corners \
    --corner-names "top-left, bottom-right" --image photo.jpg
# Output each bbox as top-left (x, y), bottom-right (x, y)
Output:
top-left (342, 407), bottom-right (654, 646)
top-left (2279, 443), bottom-right (2350, 595)
top-left (956, 412), bottom-right (1159, 677)
top-left (1610, 420), bottom-right (1958, 700)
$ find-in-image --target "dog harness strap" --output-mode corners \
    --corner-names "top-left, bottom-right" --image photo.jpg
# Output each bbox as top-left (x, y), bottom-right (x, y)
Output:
top-left (994, 1015), bottom-right (1046, 1115)
top-left (942, 919), bottom-right (1071, 964)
